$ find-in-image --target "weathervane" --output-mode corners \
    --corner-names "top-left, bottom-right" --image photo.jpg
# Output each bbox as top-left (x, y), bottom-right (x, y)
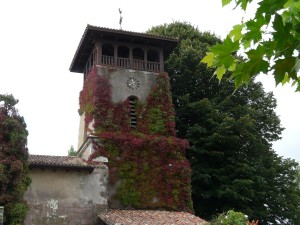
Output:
top-left (119, 8), bottom-right (123, 30)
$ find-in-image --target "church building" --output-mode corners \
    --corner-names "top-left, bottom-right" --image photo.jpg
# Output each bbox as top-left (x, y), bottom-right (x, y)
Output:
top-left (23, 25), bottom-right (206, 225)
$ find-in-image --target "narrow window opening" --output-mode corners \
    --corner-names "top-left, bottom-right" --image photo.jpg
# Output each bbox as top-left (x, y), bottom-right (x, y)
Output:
top-left (128, 96), bottom-right (138, 128)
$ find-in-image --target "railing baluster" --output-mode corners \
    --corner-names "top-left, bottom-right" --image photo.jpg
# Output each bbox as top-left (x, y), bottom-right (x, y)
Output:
top-left (100, 56), bottom-right (160, 72)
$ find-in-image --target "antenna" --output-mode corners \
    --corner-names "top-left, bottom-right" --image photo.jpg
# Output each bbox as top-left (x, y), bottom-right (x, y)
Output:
top-left (118, 8), bottom-right (123, 30)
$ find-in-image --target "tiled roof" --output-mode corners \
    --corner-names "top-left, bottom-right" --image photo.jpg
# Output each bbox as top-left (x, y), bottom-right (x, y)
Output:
top-left (98, 210), bottom-right (207, 225)
top-left (29, 155), bottom-right (100, 171)
top-left (85, 25), bottom-right (179, 42)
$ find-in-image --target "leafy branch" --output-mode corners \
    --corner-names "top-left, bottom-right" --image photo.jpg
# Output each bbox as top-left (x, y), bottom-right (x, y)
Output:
top-left (202, 0), bottom-right (300, 91)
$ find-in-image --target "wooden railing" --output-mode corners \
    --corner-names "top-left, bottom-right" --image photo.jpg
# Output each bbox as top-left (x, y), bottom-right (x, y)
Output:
top-left (117, 57), bottom-right (130, 68)
top-left (101, 55), bottom-right (160, 72)
top-left (102, 55), bottom-right (115, 65)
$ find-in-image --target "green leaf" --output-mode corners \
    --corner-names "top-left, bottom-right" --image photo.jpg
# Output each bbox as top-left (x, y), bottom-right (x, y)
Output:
top-left (228, 61), bottom-right (237, 71)
top-left (244, 45), bottom-right (269, 75)
top-left (282, 11), bottom-right (292, 25)
top-left (236, 0), bottom-right (250, 10)
top-left (256, 0), bottom-right (288, 17)
top-left (229, 24), bottom-right (245, 41)
top-left (201, 52), bottom-right (215, 67)
top-left (285, 0), bottom-right (300, 17)
top-left (234, 70), bottom-right (250, 88)
top-left (292, 58), bottom-right (300, 72)
top-left (243, 39), bottom-right (251, 49)
top-left (273, 13), bottom-right (293, 52)
top-left (243, 17), bottom-right (266, 43)
top-left (261, 40), bottom-right (277, 60)
top-left (222, 0), bottom-right (232, 7)
top-left (272, 57), bottom-right (296, 85)
top-left (281, 73), bottom-right (290, 85)
top-left (209, 37), bottom-right (240, 68)
top-left (214, 65), bottom-right (226, 80)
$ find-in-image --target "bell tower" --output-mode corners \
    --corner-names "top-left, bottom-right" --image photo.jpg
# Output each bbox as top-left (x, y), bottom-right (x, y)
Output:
top-left (70, 25), bottom-right (193, 211)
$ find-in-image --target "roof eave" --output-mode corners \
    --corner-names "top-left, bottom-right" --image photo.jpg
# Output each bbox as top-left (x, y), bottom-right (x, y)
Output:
top-left (29, 164), bottom-right (94, 172)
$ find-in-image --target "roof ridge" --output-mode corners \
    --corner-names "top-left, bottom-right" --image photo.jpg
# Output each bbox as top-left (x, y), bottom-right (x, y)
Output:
top-left (86, 24), bottom-right (179, 41)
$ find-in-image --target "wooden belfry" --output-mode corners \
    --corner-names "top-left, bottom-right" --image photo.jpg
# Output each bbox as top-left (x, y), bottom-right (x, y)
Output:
top-left (70, 25), bottom-right (179, 152)
top-left (70, 25), bottom-right (178, 80)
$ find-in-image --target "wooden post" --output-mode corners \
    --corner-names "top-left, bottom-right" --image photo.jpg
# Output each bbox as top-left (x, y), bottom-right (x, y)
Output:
top-left (96, 40), bottom-right (102, 65)
top-left (129, 47), bottom-right (133, 68)
top-left (144, 49), bottom-right (148, 71)
top-left (114, 45), bottom-right (118, 66)
top-left (159, 49), bottom-right (164, 72)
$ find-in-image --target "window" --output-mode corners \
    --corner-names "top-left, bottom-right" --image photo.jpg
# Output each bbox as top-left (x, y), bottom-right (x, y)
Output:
top-left (128, 96), bottom-right (138, 128)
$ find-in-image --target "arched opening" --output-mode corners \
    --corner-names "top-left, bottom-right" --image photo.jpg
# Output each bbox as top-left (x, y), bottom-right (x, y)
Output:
top-left (128, 96), bottom-right (138, 128)
top-left (102, 43), bottom-right (114, 56)
top-left (132, 48), bottom-right (144, 60)
top-left (147, 50), bottom-right (159, 62)
top-left (132, 48), bottom-right (144, 70)
top-left (117, 46), bottom-right (130, 68)
top-left (102, 43), bottom-right (114, 66)
top-left (118, 46), bottom-right (129, 58)
top-left (147, 50), bottom-right (160, 71)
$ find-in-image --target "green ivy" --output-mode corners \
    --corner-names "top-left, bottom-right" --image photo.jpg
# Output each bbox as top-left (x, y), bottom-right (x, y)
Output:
top-left (146, 108), bottom-right (166, 134)
top-left (8, 203), bottom-right (29, 225)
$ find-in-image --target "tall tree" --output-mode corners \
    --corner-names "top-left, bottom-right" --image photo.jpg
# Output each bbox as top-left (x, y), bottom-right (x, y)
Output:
top-left (68, 145), bottom-right (77, 156)
top-left (0, 94), bottom-right (31, 225)
top-left (148, 22), bottom-right (300, 224)
top-left (202, 0), bottom-right (300, 91)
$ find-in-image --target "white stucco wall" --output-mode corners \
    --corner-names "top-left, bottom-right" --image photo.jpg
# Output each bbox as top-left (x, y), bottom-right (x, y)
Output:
top-left (98, 67), bottom-right (157, 103)
top-left (24, 166), bottom-right (108, 225)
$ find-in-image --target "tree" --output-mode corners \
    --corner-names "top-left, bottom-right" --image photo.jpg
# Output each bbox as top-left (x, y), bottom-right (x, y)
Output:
top-left (0, 94), bottom-right (31, 225)
top-left (209, 210), bottom-right (248, 225)
top-left (68, 145), bottom-right (77, 156)
top-left (148, 22), bottom-right (300, 224)
top-left (202, 0), bottom-right (300, 91)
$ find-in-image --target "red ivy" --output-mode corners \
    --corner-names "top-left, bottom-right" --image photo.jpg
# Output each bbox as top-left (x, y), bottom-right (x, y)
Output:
top-left (80, 65), bottom-right (193, 212)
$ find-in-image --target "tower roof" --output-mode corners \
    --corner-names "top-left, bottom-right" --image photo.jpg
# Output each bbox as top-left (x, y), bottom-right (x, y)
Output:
top-left (69, 25), bottom-right (179, 73)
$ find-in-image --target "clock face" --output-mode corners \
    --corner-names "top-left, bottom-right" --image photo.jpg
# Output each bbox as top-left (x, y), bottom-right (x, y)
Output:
top-left (126, 77), bottom-right (140, 90)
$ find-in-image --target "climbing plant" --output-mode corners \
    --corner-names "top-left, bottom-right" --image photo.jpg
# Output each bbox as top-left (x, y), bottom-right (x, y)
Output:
top-left (0, 94), bottom-right (31, 225)
top-left (79, 66), bottom-right (193, 211)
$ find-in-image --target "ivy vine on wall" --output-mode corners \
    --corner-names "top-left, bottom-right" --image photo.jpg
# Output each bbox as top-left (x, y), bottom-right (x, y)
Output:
top-left (79, 66), bottom-right (193, 212)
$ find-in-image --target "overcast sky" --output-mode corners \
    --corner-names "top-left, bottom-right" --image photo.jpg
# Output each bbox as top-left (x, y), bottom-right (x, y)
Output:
top-left (0, 0), bottom-right (299, 162)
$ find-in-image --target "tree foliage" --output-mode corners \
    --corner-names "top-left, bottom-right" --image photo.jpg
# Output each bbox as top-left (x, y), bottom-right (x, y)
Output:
top-left (67, 145), bottom-right (77, 156)
top-left (148, 22), bottom-right (300, 224)
top-left (0, 94), bottom-right (31, 225)
top-left (202, 0), bottom-right (300, 91)
top-left (209, 210), bottom-right (248, 225)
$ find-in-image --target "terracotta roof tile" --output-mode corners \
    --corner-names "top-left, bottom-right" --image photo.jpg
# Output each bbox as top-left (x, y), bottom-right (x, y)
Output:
top-left (86, 25), bottom-right (179, 42)
top-left (29, 154), bottom-right (101, 170)
top-left (99, 210), bottom-right (207, 225)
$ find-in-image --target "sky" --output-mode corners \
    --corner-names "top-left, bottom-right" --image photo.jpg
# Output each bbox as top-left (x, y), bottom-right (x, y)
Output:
top-left (0, 0), bottom-right (299, 162)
